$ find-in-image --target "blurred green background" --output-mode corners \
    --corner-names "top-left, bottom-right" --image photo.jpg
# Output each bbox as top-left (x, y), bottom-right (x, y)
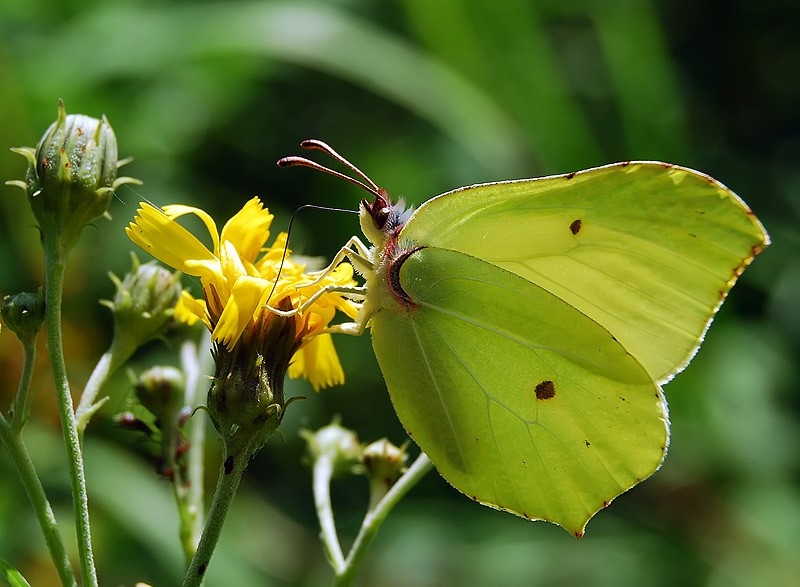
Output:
top-left (0, 0), bottom-right (797, 585)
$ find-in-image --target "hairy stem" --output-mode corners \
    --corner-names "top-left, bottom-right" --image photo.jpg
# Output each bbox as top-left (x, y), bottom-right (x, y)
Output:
top-left (75, 349), bottom-right (118, 437)
top-left (181, 439), bottom-right (251, 587)
top-left (43, 238), bottom-right (97, 587)
top-left (10, 337), bottom-right (37, 433)
top-left (0, 414), bottom-right (76, 586)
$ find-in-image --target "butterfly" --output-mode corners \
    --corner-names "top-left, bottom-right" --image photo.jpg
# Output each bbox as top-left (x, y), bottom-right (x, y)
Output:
top-left (279, 140), bottom-right (769, 536)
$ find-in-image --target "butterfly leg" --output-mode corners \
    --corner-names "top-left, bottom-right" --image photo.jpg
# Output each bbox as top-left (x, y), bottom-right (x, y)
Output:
top-left (264, 236), bottom-right (374, 335)
top-left (296, 236), bottom-right (374, 289)
top-left (266, 284), bottom-right (366, 317)
top-left (265, 282), bottom-right (368, 334)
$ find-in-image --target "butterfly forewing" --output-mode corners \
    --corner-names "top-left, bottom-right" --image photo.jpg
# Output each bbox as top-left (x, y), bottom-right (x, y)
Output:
top-left (400, 162), bottom-right (769, 383)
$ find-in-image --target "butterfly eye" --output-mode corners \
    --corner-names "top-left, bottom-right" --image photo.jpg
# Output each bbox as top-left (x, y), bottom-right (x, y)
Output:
top-left (361, 196), bottom-right (392, 230)
top-left (374, 206), bottom-right (392, 230)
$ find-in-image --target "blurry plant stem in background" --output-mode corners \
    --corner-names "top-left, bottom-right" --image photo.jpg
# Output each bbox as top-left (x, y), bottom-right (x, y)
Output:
top-left (174, 334), bottom-right (212, 565)
top-left (43, 236), bottom-right (99, 587)
top-left (0, 416), bottom-right (76, 586)
top-left (321, 452), bottom-right (434, 586)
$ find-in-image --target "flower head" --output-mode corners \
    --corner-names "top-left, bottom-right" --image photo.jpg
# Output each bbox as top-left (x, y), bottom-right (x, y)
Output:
top-left (126, 197), bottom-right (360, 448)
top-left (126, 197), bottom-right (359, 389)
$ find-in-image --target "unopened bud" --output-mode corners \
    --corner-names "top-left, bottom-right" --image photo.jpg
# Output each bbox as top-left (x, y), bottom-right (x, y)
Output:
top-left (1, 290), bottom-right (45, 345)
top-left (103, 255), bottom-right (182, 352)
top-left (134, 366), bottom-right (185, 426)
top-left (363, 438), bottom-right (408, 489)
top-left (301, 419), bottom-right (362, 478)
top-left (7, 100), bottom-right (139, 252)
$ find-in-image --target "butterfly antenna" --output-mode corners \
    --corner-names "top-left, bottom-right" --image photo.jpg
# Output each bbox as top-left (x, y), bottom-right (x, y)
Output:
top-left (299, 139), bottom-right (381, 193)
top-left (277, 139), bottom-right (381, 197)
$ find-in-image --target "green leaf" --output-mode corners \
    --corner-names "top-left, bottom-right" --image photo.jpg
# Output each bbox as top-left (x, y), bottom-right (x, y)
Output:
top-left (0, 559), bottom-right (31, 587)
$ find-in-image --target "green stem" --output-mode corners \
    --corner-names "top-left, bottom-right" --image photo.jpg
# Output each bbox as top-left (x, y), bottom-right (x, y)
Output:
top-left (182, 333), bottom-right (213, 559)
top-left (314, 455), bottom-right (346, 572)
top-left (181, 438), bottom-right (251, 587)
top-left (333, 452), bottom-right (433, 587)
top-left (43, 237), bottom-right (98, 587)
top-left (0, 414), bottom-right (76, 587)
top-left (75, 348), bottom-right (121, 437)
top-left (170, 336), bottom-right (211, 566)
top-left (10, 337), bottom-right (37, 433)
top-left (171, 468), bottom-right (195, 568)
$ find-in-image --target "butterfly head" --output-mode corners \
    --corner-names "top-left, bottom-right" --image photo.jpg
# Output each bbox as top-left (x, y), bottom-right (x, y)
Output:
top-left (359, 189), bottom-right (412, 246)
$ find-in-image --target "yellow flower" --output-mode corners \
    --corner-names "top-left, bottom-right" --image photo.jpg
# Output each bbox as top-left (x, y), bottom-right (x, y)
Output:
top-left (125, 197), bottom-right (360, 391)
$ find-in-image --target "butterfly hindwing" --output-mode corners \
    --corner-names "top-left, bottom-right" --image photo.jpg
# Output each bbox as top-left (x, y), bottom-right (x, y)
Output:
top-left (369, 246), bottom-right (669, 535)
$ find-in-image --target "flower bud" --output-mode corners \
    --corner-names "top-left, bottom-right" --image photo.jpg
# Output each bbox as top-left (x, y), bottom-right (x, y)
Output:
top-left (134, 366), bottom-right (185, 426)
top-left (103, 255), bottom-right (182, 353)
top-left (7, 100), bottom-right (139, 252)
top-left (363, 438), bottom-right (408, 489)
top-left (1, 290), bottom-right (45, 345)
top-left (301, 419), bottom-right (362, 478)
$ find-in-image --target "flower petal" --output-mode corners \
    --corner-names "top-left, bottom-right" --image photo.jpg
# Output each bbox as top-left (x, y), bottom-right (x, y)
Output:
top-left (126, 203), bottom-right (217, 276)
top-left (175, 291), bottom-right (209, 329)
top-left (161, 204), bottom-right (220, 255)
top-left (289, 333), bottom-right (344, 390)
top-left (220, 197), bottom-right (274, 263)
top-left (212, 275), bottom-right (269, 349)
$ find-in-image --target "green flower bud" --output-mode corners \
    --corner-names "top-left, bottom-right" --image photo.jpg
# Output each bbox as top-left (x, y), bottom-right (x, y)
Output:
top-left (1, 290), bottom-right (45, 345)
top-left (363, 438), bottom-right (408, 489)
top-left (301, 419), bottom-right (362, 478)
top-left (134, 366), bottom-right (185, 426)
top-left (7, 100), bottom-right (139, 252)
top-left (103, 254), bottom-right (182, 353)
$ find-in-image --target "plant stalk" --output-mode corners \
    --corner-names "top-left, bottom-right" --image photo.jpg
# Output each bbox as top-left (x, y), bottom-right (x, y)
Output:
top-left (314, 454), bottom-right (346, 572)
top-left (10, 337), bottom-right (37, 433)
top-left (43, 237), bottom-right (98, 587)
top-left (0, 414), bottom-right (76, 586)
top-left (333, 452), bottom-right (433, 586)
top-left (181, 437), bottom-right (252, 587)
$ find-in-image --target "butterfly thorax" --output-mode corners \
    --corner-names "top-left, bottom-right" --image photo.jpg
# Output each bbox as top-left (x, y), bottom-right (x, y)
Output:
top-left (359, 191), bottom-right (421, 315)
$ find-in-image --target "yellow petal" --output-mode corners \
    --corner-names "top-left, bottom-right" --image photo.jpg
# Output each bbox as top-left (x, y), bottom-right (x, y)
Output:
top-left (175, 291), bottom-right (210, 329)
top-left (289, 333), bottom-right (344, 391)
top-left (255, 232), bottom-right (291, 279)
top-left (212, 275), bottom-right (269, 349)
top-left (126, 203), bottom-right (217, 276)
top-left (220, 197), bottom-right (274, 263)
top-left (219, 240), bottom-right (248, 283)
top-left (161, 203), bottom-right (220, 255)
